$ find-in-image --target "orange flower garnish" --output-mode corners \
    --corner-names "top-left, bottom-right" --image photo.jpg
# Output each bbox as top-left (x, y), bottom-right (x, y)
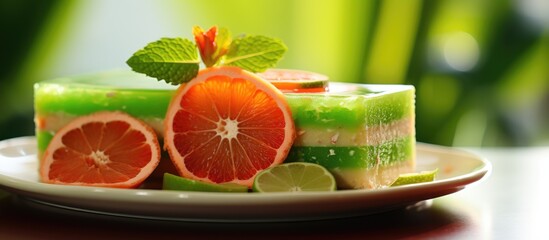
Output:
top-left (193, 26), bottom-right (231, 67)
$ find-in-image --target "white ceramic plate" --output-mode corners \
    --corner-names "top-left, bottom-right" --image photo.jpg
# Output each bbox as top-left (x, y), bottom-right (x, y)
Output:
top-left (0, 136), bottom-right (490, 222)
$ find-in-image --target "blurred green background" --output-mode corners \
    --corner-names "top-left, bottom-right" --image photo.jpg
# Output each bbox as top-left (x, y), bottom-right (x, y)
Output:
top-left (1, 0), bottom-right (548, 146)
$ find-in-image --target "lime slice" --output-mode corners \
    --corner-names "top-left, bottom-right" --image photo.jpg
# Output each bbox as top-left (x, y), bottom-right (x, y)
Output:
top-left (258, 69), bottom-right (329, 93)
top-left (252, 162), bottom-right (337, 192)
top-left (390, 169), bottom-right (438, 187)
top-left (162, 173), bottom-right (248, 192)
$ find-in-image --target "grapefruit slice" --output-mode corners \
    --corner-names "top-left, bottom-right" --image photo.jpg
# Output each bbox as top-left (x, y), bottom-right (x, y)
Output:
top-left (40, 111), bottom-right (161, 188)
top-left (258, 69), bottom-right (329, 93)
top-left (164, 66), bottom-right (295, 187)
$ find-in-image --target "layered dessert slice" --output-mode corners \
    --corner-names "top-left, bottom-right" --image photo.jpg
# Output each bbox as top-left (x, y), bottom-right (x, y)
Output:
top-left (35, 71), bottom-right (176, 150)
top-left (285, 83), bottom-right (415, 189)
top-left (34, 70), bottom-right (415, 189)
top-left (34, 71), bottom-right (177, 172)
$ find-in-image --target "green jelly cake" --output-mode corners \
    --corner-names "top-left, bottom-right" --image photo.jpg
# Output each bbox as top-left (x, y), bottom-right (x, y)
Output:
top-left (34, 70), bottom-right (415, 189)
top-left (285, 84), bottom-right (415, 189)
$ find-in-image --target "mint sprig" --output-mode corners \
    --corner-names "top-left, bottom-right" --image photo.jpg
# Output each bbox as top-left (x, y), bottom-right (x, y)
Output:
top-left (127, 26), bottom-right (287, 85)
top-left (126, 38), bottom-right (200, 85)
top-left (223, 35), bottom-right (287, 73)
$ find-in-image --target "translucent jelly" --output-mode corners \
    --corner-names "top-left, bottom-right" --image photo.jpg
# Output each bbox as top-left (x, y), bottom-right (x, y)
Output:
top-left (34, 70), bottom-right (416, 189)
top-left (285, 84), bottom-right (415, 189)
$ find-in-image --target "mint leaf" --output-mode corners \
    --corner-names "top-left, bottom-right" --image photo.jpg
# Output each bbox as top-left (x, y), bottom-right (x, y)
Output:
top-left (222, 35), bottom-right (287, 72)
top-left (126, 38), bottom-right (200, 85)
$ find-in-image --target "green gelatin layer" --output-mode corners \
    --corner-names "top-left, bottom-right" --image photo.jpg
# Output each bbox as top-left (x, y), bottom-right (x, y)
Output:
top-left (286, 136), bottom-right (414, 169)
top-left (35, 71), bottom-right (414, 128)
top-left (36, 131), bottom-right (53, 154)
top-left (286, 83), bottom-right (414, 129)
top-left (34, 71), bottom-right (416, 161)
top-left (34, 70), bottom-right (177, 118)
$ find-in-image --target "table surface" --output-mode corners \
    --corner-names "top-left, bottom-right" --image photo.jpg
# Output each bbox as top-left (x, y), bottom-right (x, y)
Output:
top-left (0, 146), bottom-right (547, 239)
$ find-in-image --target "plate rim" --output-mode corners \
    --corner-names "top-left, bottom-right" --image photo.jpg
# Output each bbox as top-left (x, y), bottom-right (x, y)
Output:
top-left (0, 136), bottom-right (491, 221)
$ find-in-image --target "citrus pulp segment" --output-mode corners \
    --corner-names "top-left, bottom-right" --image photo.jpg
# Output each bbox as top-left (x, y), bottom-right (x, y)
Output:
top-left (164, 66), bottom-right (295, 187)
top-left (40, 111), bottom-right (161, 188)
top-left (252, 162), bottom-right (337, 192)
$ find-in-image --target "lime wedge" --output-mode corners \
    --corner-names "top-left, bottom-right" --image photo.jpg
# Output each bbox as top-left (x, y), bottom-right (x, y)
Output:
top-left (252, 162), bottom-right (337, 192)
top-left (390, 169), bottom-right (438, 187)
top-left (162, 173), bottom-right (248, 192)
